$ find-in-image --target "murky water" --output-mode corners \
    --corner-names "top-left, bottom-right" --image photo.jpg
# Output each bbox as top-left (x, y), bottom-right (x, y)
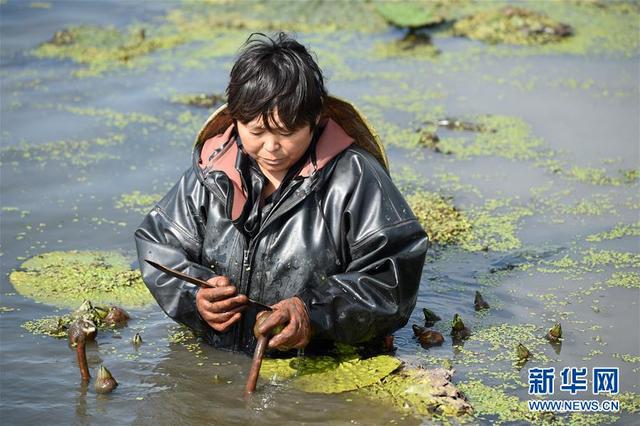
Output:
top-left (1, 1), bottom-right (638, 425)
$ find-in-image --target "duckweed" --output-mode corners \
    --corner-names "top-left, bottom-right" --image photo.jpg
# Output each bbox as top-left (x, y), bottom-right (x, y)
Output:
top-left (9, 251), bottom-right (153, 307)
top-left (457, 380), bottom-right (544, 424)
top-left (115, 191), bottom-right (162, 215)
top-left (260, 352), bottom-right (401, 394)
top-left (434, 115), bottom-right (544, 161)
top-left (33, 25), bottom-right (186, 77)
top-left (170, 93), bottom-right (225, 108)
top-left (463, 198), bottom-right (534, 252)
top-left (566, 166), bottom-right (640, 186)
top-left (453, 7), bottom-right (572, 46)
top-left (406, 191), bottom-right (471, 245)
top-left (586, 222), bottom-right (640, 242)
top-left (22, 300), bottom-right (123, 338)
top-left (22, 315), bottom-right (70, 338)
top-left (604, 271), bottom-right (640, 289)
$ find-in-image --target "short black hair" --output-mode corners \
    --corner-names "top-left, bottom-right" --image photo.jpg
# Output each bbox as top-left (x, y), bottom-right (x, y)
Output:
top-left (226, 32), bottom-right (327, 133)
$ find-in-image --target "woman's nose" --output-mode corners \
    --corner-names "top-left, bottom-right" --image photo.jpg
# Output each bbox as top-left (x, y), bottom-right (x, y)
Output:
top-left (263, 137), bottom-right (281, 152)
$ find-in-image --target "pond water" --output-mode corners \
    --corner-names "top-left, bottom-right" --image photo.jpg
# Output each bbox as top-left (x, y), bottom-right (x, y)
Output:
top-left (1, 1), bottom-right (638, 425)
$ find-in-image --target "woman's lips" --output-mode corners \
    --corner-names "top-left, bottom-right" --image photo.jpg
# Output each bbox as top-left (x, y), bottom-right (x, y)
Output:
top-left (260, 157), bottom-right (285, 165)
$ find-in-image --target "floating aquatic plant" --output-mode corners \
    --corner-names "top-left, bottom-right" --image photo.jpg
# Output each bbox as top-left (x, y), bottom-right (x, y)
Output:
top-left (170, 93), bottom-right (226, 108)
top-left (10, 251), bottom-right (153, 308)
top-left (453, 7), bottom-right (572, 46)
top-left (406, 191), bottom-right (471, 246)
top-left (260, 351), bottom-right (401, 394)
top-left (114, 191), bottom-right (162, 215)
top-left (374, 3), bottom-right (444, 29)
top-left (361, 368), bottom-right (473, 417)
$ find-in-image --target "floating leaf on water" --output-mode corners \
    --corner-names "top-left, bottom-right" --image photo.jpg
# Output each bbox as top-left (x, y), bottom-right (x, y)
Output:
top-left (9, 251), bottom-right (153, 307)
top-left (374, 3), bottom-right (444, 29)
top-left (260, 353), bottom-right (401, 394)
top-left (453, 7), bottom-right (573, 46)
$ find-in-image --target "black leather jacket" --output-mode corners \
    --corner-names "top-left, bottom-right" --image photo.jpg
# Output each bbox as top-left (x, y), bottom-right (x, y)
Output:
top-left (135, 117), bottom-right (428, 354)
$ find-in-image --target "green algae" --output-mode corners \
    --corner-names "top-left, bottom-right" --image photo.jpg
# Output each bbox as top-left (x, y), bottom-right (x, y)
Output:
top-left (581, 249), bottom-right (640, 270)
top-left (22, 300), bottom-right (124, 338)
top-left (457, 380), bottom-right (545, 424)
top-left (586, 221), bottom-right (640, 242)
top-left (170, 93), bottom-right (225, 108)
top-left (114, 191), bottom-right (162, 215)
top-left (613, 353), bottom-right (640, 364)
top-left (0, 134), bottom-right (124, 168)
top-left (537, 249), bottom-right (640, 281)
top-left (260, 352), bottom-right (401, 394)
top-left (462, 323), bottom-right (555, 368)
top-left (434, 115), bottom-right (545, 161)
top-left (9, 251), bottom-right (153, 308)
top-left (563, 194), bottom-right (617, 216)
top-left (462, 198), bottom-right (534, 252)
top-left (406, 191), bottom-right (471, 246)
top-left (619, 392), bottom-right (640, 414)
top-left (604, 271), bottom-right (640, 289)
top-left (22, 315), bottom-right (70, 338)
top-left (452, 6), bottom-right (572, 46)
top-left (360, 367), bottom-right (473, 417)
top-left (33, 25), bottom-right (186, 77)
top-left (167, 326), bottom-right (208, 360)
top-left (566, 166), bottom-right (640, 186)
top-left (62, 106), bottom-right (159, 128)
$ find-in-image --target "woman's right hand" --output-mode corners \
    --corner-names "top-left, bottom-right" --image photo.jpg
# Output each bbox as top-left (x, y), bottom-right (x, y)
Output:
top-left (195, 276), bottom-right (248, 333)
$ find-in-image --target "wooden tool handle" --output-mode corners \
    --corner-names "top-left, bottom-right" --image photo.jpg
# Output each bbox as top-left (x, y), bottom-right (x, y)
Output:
top-left (244, 335), bottom-right (268, 398)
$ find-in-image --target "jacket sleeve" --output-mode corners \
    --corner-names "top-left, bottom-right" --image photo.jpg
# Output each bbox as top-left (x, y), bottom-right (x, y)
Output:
top-left (297, 150), bottom-right (428, 344)
top-left (134, 167), bottom-right (215, 334)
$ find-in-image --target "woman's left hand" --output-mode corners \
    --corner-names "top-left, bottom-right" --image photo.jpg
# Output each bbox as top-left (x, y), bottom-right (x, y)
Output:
top-left (256, 297), bottom-right (311, 350)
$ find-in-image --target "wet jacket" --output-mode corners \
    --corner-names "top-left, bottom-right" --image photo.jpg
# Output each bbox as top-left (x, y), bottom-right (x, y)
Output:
top-left (134, 101), bottom-right (428, 354)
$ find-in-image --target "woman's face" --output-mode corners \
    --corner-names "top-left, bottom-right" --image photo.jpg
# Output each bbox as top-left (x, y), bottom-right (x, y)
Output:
top-left (236, 111), bottom-right (316, 176)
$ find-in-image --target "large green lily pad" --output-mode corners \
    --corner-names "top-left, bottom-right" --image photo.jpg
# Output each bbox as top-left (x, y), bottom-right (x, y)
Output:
top-left (375, 3), bottom-right (444, 29)
top-left (260, 352), bottom-right (402, 394)
top-left (10, 250), bottom-right (153, 308)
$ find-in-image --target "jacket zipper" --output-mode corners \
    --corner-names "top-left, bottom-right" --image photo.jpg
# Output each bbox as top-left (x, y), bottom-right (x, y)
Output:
top-left (234, 181), bottom-right (304, 350)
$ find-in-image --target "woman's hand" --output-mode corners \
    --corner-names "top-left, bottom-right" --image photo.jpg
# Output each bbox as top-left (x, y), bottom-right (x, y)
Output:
top-left (255, 297), bottom-right (311, 350)
top-left (196, 276), bottom-right (248, 333)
